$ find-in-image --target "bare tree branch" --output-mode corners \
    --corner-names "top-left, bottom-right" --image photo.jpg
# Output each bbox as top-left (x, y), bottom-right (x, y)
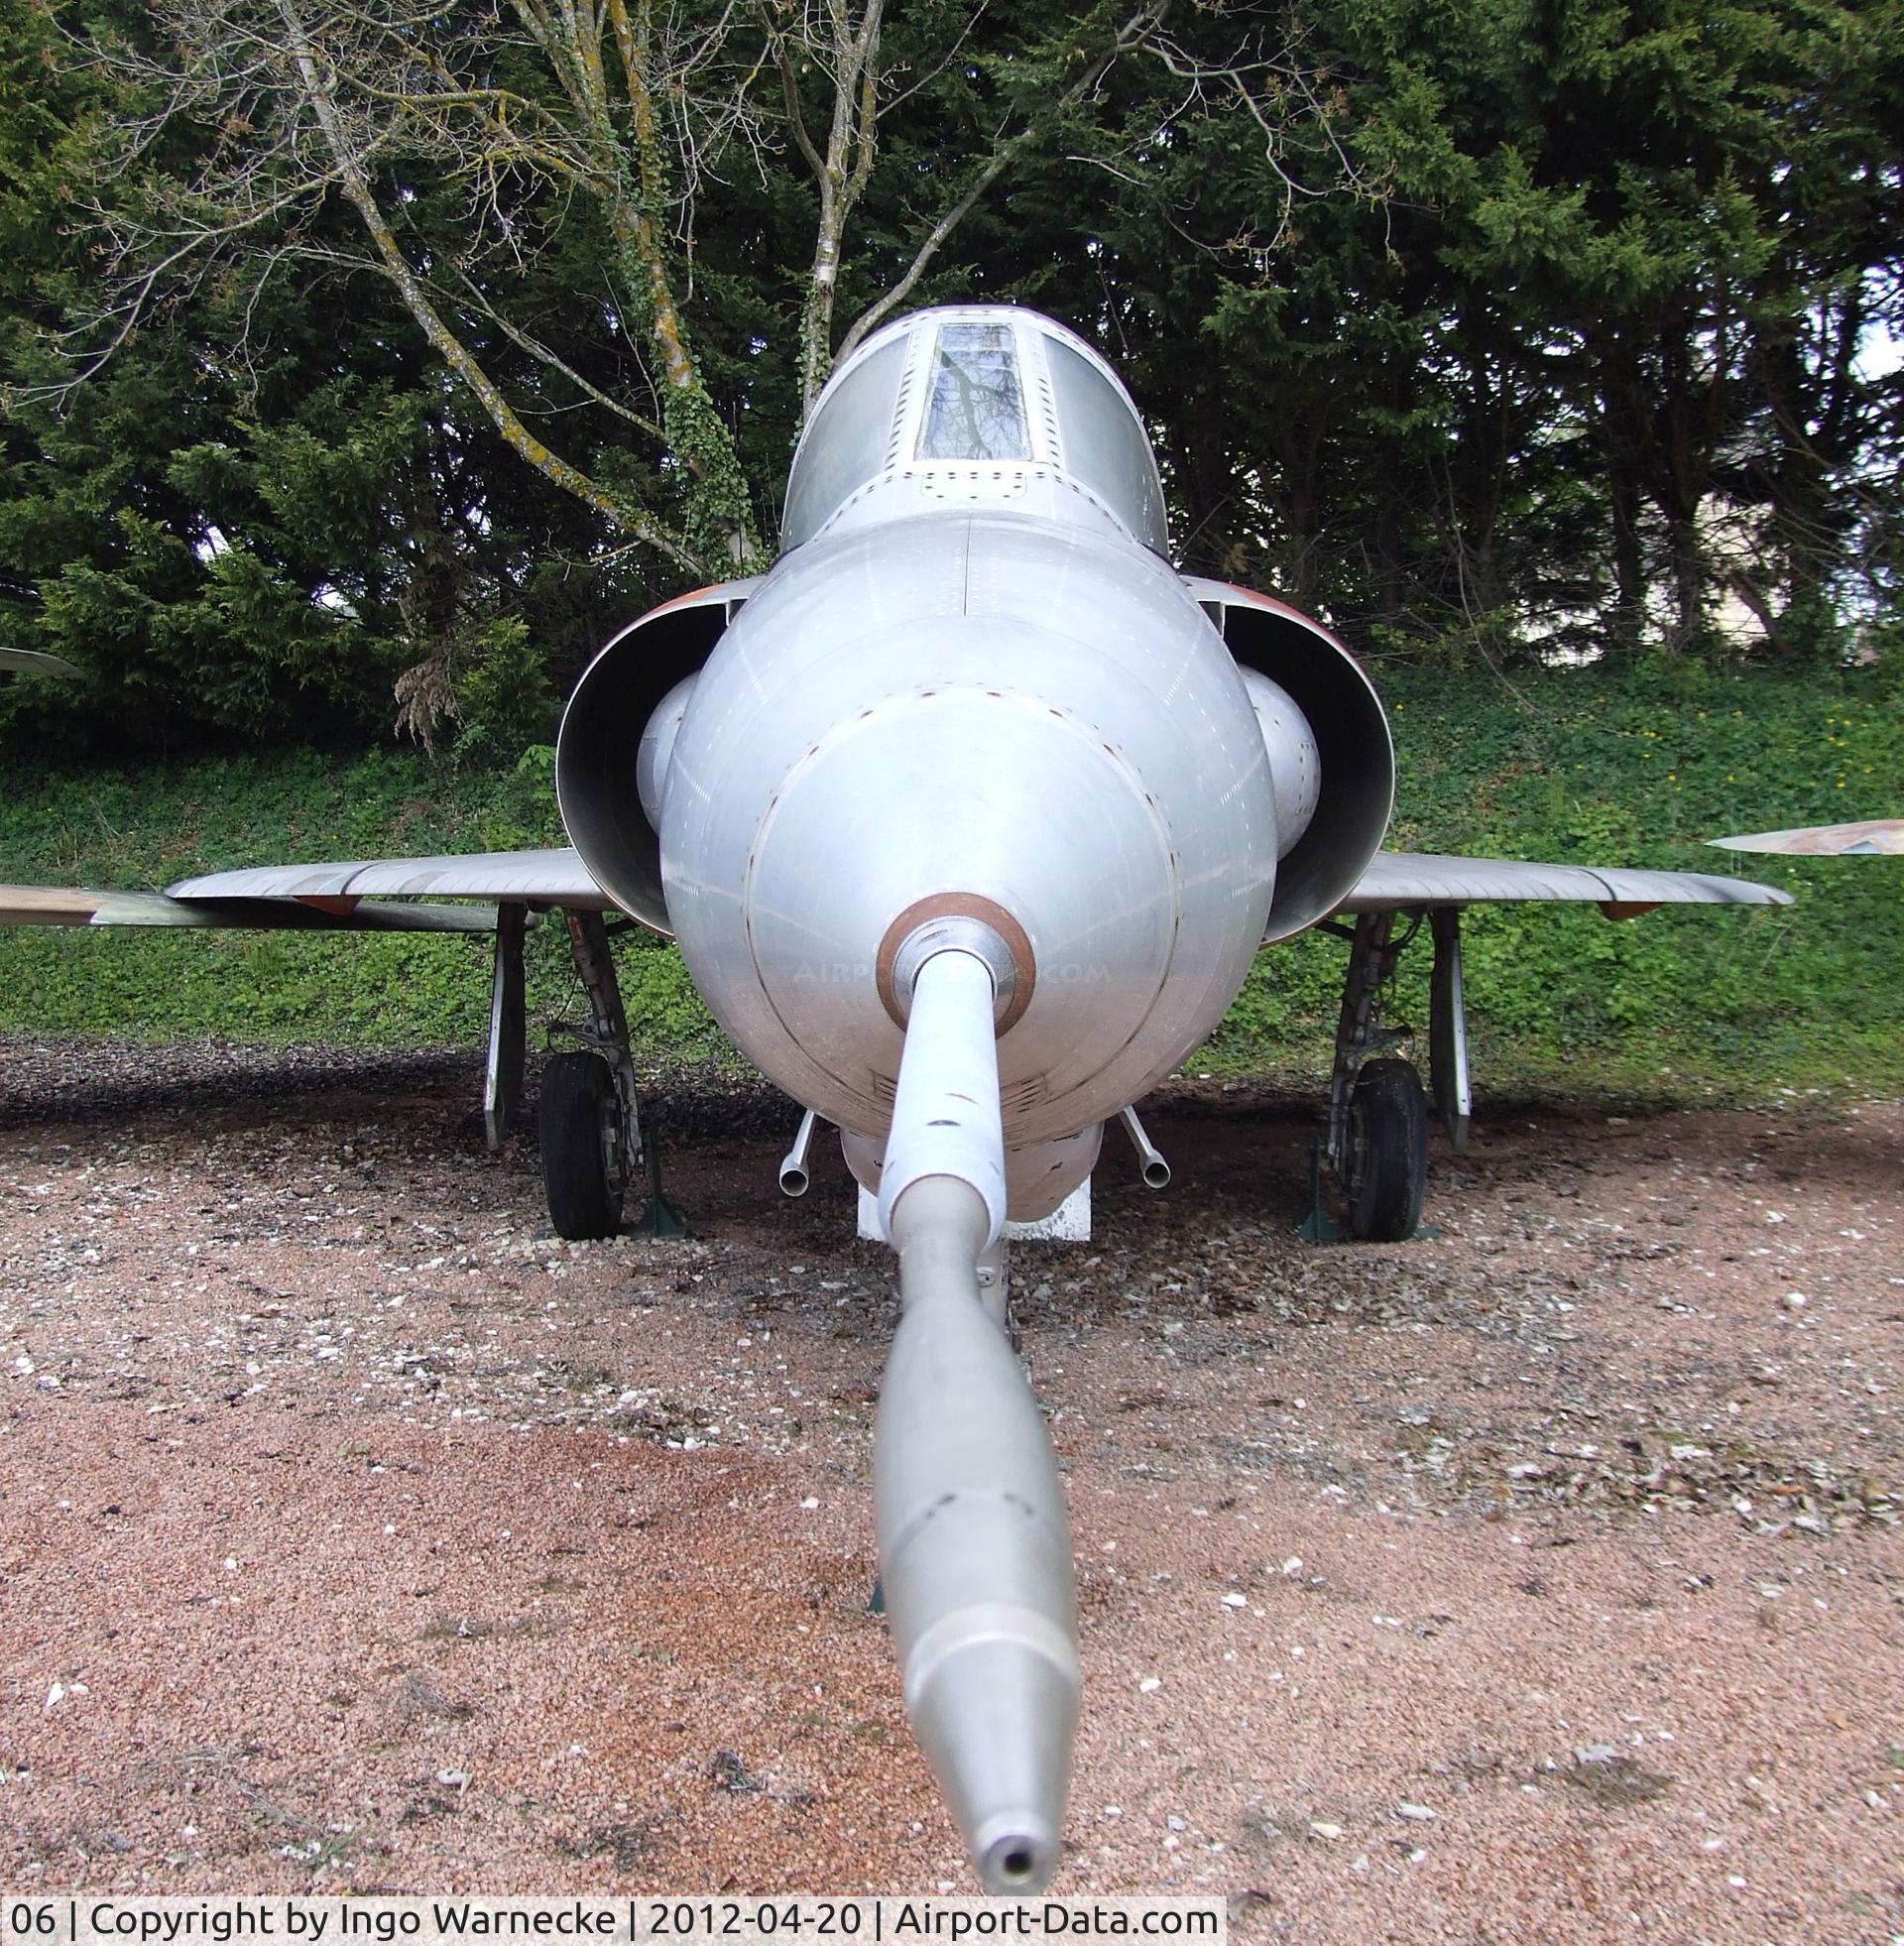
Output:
top-left (275, 0), bottom-right (706, 571)
top-left (427, 265), bottom-right (668, 439)
top-left (39, 0), bottom-right (1346, 580)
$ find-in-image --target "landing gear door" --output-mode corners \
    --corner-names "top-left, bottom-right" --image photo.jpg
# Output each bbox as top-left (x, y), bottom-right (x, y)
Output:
top-left (1429, 908), bottom-right (1472, 1152)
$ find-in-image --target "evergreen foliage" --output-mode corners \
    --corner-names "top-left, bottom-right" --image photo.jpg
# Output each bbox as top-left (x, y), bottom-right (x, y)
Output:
top-left (0, 0), bottom-right (1892, 748)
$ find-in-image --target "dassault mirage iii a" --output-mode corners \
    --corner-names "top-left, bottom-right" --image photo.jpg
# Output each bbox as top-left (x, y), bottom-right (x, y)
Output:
top-left (1, 304), bottom-right (1788, 1891)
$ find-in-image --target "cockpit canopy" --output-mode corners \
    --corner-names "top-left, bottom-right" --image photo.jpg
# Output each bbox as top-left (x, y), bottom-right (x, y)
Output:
top-left (917, 321), bottom-right (1030, 460)
top-left (781, 306), bottom-right (1169, 556)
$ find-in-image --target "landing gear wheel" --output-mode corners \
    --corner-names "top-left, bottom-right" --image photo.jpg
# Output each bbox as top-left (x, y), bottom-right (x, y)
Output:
top-left (539, 1050), bottom-right (627, 1239)
top-left (1344, 1056), bottom-right (1428, 1242)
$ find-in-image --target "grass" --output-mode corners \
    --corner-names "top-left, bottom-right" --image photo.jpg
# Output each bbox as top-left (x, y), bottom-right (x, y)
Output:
top-left (1, 660), bottom-right (1899, 1103)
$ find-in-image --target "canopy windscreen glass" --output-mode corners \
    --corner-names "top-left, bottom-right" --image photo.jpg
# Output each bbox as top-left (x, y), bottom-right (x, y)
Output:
top-left (917, 324), bottom-right (1031, 461)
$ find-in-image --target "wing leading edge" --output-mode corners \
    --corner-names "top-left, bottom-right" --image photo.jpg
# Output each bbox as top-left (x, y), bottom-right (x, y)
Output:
top-left (0, 847), bottom-right (612, 934)
top-left (0, 885), bottom-right (498, 932)
top-left (6, 846), bottom-right (1790, 934)
top-left (167, 846), bottom-right (610, 908)
top-left (1341, 851), bottom-right (1791, 916)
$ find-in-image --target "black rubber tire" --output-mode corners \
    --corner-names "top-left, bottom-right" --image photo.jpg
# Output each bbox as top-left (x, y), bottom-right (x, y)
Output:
top-left (539, 1050), bottom-right (625, 1239)
top-left (1345, 1056), bottom-right (1429, 1242)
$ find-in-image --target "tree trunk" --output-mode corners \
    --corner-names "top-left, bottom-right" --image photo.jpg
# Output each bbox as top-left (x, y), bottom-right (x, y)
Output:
top-left (1605, 450), bottom-right (1647, 663)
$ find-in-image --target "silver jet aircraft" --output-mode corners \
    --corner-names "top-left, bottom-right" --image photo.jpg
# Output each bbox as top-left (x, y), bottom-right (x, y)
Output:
top-left (2, 304), bottom-right (1789, 1892)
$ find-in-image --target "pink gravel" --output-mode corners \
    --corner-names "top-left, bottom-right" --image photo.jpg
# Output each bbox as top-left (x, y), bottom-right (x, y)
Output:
top-left (1, 1036), bottom-right (1899, 1939)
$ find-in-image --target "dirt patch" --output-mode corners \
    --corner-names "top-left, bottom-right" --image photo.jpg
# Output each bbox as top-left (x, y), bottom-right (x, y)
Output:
top-left (2, 1036), bottom-right (1901, 1939)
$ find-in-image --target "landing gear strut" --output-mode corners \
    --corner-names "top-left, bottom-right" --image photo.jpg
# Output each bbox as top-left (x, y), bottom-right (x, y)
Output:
top-left (1301, 907), bottom-right (1471, 1243)
top-left (539, 911), bottom-right (683, 1240)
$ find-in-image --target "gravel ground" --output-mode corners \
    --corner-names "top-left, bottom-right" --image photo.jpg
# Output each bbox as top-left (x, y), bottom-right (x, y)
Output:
top-left (1, 1034), bottom-right (1900, 1940)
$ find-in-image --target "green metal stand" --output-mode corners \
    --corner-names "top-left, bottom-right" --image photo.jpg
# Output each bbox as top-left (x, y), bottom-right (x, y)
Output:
top-left (1296, 1135), bottom-right (1342, 1243)
top-left (627, 1138), bottom-right (687, 1240)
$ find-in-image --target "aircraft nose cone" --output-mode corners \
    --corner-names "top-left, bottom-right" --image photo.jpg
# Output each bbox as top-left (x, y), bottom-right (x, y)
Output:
top-left (735, 682), bottom-right (1177, 1124)
top-left (908, 1633), bottom-right (1078, 1894)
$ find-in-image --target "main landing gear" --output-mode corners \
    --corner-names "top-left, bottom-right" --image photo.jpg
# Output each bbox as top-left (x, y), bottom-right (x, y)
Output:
top-left (541, 1045), bottom-right (628, 1239)
top-left (1301, 907), bottom-right (1471, 1243)
top-left (544, 911), bottom-right (685, 1240)
top-left (485, 907), bottom-right (684, 1241)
